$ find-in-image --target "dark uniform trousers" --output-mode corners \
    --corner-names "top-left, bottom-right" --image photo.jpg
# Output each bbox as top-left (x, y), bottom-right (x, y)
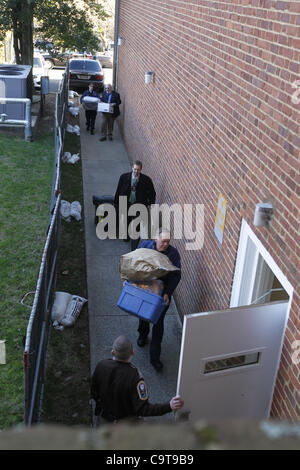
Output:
top-left (138, 304), bottom-right (169, 363)
top-left (85, 110), bottom-right (97, 131)
top-left (135, 240), bottom-right (181, 364)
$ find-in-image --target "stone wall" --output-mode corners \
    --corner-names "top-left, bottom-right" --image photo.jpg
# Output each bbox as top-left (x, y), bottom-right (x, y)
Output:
top-left (0, 420), bottom-right (300, 450)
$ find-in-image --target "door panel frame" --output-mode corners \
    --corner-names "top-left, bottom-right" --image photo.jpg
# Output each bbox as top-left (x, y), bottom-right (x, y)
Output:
top-left (176, 301), bottom-right (288, 421)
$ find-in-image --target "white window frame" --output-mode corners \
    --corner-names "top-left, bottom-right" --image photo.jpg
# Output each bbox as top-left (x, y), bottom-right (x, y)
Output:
top-left (230, 219), bottom-right (293, 308)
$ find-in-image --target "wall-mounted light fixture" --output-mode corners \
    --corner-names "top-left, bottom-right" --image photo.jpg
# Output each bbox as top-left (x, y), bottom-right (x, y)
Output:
top-left (118, 36), bottom-right (125, 46)
top-left (253, 202), bottom-right (273, 227)
top-left (145, 71), bottom-right (155, 84)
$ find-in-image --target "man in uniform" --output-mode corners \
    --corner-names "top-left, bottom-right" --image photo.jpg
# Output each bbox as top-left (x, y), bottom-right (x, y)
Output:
top-left (91, 335), bottom-right (184, 424)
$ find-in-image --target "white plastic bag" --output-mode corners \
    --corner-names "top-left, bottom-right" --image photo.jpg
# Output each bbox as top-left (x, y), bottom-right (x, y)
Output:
top-left (60, 200), bottom-right (71, 222)
top-left (61, 200), bottom-right (81, 221)
top-left (60, 295), bottom-right (87, 327)
top-left (66, 123), bottom-right (74, 133)
top-left (66, 124), bottom-right (80, 136)
top-left (68, 153), bottom-right (80, 164)
top-left (62, 152), bottom-right (80, 164)
top-left (69, 90), bottom-right (79, 98)
top-left (51, 292), bottom-right (72, 322)
top-left (73, 125), bottom-right (80, 136)
top-left (52, 320), bottom-right (65, 331)
top-left (69, 106), bottom-right (79, 117)
top-left (62, 151), bottom-right (71, 163)
top-left (70, 201), bottom-right (82, 221)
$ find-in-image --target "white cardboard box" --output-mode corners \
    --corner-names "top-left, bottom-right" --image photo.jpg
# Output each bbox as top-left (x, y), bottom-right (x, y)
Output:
top-left (98, 102), bottom-right (113, 113)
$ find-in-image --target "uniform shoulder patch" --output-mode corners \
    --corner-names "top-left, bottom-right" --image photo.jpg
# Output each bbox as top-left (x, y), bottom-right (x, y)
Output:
top-left (137, 380), bottom-right (148, 400)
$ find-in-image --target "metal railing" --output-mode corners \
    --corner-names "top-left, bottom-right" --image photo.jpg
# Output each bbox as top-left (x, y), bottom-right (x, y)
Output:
top-left (23, 194), bottom-right (61, 425)
top-left (23, 64), bottom-right (69, 425)
top-left (50, 63), bottom-right (69, 218)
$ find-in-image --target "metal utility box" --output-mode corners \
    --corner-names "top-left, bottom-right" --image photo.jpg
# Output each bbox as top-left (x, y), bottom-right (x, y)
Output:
top-left (0, 64), bottom-right (32, 120)
top-left (41, 76), bottom-right (49, 95)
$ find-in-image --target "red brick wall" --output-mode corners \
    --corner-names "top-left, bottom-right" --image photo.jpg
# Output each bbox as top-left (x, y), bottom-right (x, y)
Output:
top-left (116, 0), bottom-right (300, 419)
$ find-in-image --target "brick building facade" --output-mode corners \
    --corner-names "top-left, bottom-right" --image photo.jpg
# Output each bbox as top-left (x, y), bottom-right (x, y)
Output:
top-left (114, 1), bottom-right (300, 420)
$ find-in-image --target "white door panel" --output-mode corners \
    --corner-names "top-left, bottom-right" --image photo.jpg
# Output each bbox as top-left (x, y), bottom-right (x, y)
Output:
top-left (176, 301), bottom-right (288, 422)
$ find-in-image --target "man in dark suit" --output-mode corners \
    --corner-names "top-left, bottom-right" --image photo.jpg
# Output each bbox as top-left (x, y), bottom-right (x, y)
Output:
top-left (114, 160), bottom-right (156, 247)
top-left (99, 83), bottom-right (121, 141)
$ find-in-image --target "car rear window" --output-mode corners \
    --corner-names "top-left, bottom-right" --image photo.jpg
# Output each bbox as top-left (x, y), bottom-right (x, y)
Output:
top-left (70, 60), bottom-right (100, 72)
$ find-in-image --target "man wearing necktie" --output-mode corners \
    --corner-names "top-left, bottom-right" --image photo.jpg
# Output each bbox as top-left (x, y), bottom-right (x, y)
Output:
top-left (99, 84), bottom-right (121, 141)
top-left (130, 173), bottom-right (138, 204)
top-left (114, 161), bottom-right (156, 247)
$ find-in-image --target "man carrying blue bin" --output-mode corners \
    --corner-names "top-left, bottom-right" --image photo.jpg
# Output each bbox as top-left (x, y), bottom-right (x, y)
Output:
top-left (136, 228), bottom-right (181, 372)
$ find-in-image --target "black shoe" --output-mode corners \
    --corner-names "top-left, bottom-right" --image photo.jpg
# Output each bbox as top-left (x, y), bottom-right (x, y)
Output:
top-left (151, 359), bottom-right (163, 372)
top-left (137, 336), bottom-right (147, 347)
top-left (108, 136), bottom-right (113, 141)
top-left (99, 137), bottom-right (106, 141)
top-left (86, 125), bottom-right (90, 131)
top-left (91, 129), bottom-right (94, 135)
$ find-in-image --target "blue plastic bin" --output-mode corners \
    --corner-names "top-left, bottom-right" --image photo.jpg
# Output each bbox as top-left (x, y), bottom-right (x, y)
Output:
top-left (117, 282), bottom-right (166, 324)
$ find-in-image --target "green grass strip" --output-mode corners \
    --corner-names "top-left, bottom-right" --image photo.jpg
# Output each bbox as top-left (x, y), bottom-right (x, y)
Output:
top-left (0, 132), bottom-right (54, 430)
top-left (41, 130), bottom-right (90, 426)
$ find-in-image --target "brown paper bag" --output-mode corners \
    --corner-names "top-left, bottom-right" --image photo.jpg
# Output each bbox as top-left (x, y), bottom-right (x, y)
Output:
top-left (119, 248), bottom-right (180, 281)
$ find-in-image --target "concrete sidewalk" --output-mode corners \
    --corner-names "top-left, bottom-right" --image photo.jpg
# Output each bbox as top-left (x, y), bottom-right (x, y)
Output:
top-left (79, 108), bottom-right (182, 421)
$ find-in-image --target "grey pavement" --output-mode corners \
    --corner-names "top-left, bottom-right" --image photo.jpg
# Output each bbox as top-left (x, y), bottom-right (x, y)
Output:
top-left (79, 106), bottom-right (183, 422)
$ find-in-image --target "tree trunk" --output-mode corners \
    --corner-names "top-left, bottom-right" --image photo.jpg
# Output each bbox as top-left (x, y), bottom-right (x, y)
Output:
top-left (11, 0), bottom-right (34, 65)
top-left (12, 20), bottom-right (21, 64)
top-left (98, 31), bottom-right (107, 50)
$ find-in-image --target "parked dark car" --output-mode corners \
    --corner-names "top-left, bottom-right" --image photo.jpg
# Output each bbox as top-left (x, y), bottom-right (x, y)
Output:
top-left (69, 59), bottom-right (104, 91)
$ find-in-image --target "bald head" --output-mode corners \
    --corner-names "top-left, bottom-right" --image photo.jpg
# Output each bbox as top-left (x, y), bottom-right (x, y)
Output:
top-left (155, 227), bottom-right (171, 252)
top-left (112, 335), bottom-right (133, 361)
